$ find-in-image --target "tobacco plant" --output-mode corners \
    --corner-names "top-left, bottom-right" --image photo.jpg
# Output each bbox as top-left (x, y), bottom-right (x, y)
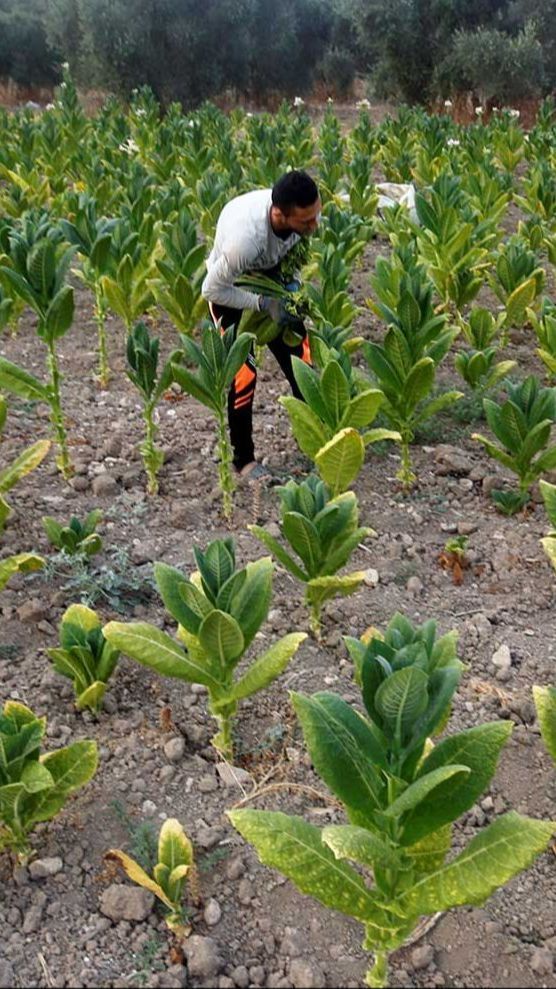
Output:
top-left (364, 268), bottom-right (461, 487)
top-left (171, 326), bottom-right (254, 518)
top-left (251, 475), bottom-right (373, 636)
top-left (60, 195), bottom-right (116, 386)
top-left (42, 509), bottom-right (103, 556)
top-left (230, 613), bottom-right (555, 988)
top-left (473, 376), bottom-right (556, 514)
top-left (0, 700), bottom-right (98, 859)
top-left (126, 321), bottom-right (180, 495)
top-left (529, 299), bottom-right (556, 381)
top-left (489, 239), bottom-right (545, 341)
top-left (532, 685), bottom-right (556, 765)
top-left (104, 537), bottom-right (306, 760)
top-left (0, 233), bottom-right (76, 478)
top-left (0, 553), bottom-right (44, 592)
top-left (151, 207), bottom-right (206, 335)
top-left (280, 352), bottom-right (399, 495)
top-left (107, 818), bottom-right (194, 934)
top-left (47, 604), bottom-right (120, 713)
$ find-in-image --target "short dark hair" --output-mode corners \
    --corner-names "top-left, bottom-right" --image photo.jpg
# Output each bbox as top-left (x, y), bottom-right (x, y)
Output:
top-left (272, 170), bottom-right (319, 214)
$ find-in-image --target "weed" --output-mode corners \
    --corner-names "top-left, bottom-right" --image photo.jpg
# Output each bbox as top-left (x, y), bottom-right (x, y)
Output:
top-left (110, 800), bottom-right (158, 871)
top-left (133, 934), bottom-right (165, 987)
top-left (198, 846), bottom-right (231, 873)
top-left (34, 547), bottom-right (155, 614)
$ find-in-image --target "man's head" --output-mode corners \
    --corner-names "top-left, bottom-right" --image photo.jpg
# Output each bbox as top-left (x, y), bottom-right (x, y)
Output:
top-left (270, 170), bottom-right (321, 236)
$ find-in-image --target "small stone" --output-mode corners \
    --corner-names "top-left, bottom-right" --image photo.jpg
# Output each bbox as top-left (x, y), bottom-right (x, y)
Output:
top-left (23, 902), bottom-right (45, 933)
top-left (142, 799), bottom-right (157, 817)
top-left (91, 472), bottom-right (119, 497)
top-left (204, 898), bottom-right (222, 926)
top-left (0, 961), bottom-right (15, 987)
top-left (230, 965), bottom-right (249, 988)
top-left (492, 644), bottom-right (512, 670)
top-left (184, 935), bottom-right (223, 979)
top-left (225, 856), bottom-right (245, 881)
top-left (17, 598), bottom-right (47, 623)
top-left (170, 500), bottom-right (201, 529)
top-left (457, 521), bottom-right (478, 535)
top-left (435, 445), bottom-right (473, 476)
top-left (100, 884), bottom-right (154, 922)
top-left (164, 736), bottom-right (186, 763)
top-left (237, 878), bottom-right (253, 904)
top-left (198, 774), bottom-right (218, 793)
top-left (530, 947), bottom-right (553, 976)
top-left (406, 576), bottom-right (423, 595)
top-left (72, 476), bottom-right (90, 492)
top-left (216, 763), bottom-right (253, 787)
top-left (103, 435), bottom-right (123, 458)
top-left (280, 931), bottom-right (304, 957)
top-left (410, 944), bottom-right (435, 970)
top-left (363, 568), bottom-right (379, 587)
top-left (159, 765), bottom-right (176, 783)
top-left (29, 857), bottom-right (63, 879)
top-left (289, 959), bottom-right (326, 988)
top-left (482, 475), bottom-right (499, 497)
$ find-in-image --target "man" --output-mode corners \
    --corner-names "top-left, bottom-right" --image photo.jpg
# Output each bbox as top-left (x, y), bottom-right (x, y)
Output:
top-left (201, 169), bottom-right (321, 482)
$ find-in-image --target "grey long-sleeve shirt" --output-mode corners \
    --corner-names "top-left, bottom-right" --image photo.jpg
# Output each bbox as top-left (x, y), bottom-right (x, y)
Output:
top-left (201, 189), bottom-right (299, 311)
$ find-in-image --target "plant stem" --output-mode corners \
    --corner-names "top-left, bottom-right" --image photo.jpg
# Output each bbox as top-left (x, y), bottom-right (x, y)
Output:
top-left (213, 712), bottom-right (233, 762)
top-left (216, 407), bottom-right (234, 521)
top-left (143, 402), bottom-right (158, 496)
top-left (46, 337), bottom-right (73, 481)
top-left (397, 434), bottom-right (415, 490)
top-left (308, 597), bottom-right (322, 639)
top-left (94, 283), bottom-right (109, 388)
top-left (366, 952), bottom-right (388, 988)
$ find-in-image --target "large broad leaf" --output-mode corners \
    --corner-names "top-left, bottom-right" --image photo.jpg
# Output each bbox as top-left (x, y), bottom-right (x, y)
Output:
top-left (403, 358), bottom-right (435, 412)
top-left (292, 691), bottom-right (386, 823)
top-left (404, 824), bottom-right (452, 876)
top-left (322, 824), bottom-right (402, 872)
top-left (505, 277), bottom-right (537, 328)
top-left (282, 512), bottom-right (321, 575)
top-left (375, 667), bottom-right (429, 737)
top-left (229, 809), bottom-right (386, 924)
top-left (0, 439), bottom-right (50, 495)
top-left (0, 357), bottom-right (48, 402)
top-left (472, 432), bottom-right (516, 472)
top-left (249, 525), bottom-right (309, 581)
top-left (226, 632), bottom-right (307, 704)
top-left (321, 360), bottom-right (351, 429)
top-left (385, 765), bottom-right (470, 821)
top-left (400, 721), bottom-right (513, 846)
top-left (280, 396), bottom-right (328, 459)
top-left (44, 285), bottom-right (74, 341)
top-left (154, 563), bottom-right (211, 633)
top-left (0, 553), bottom-right (44, 591)
top-left (306, 572), bottom-right (366, 612)
top-left (398, 812), bottom-right (555, 918)
top-left (25, 740), bottom-right (98, 825)
top-left (158, 818), bottom-right (194, 871)
top-left (291, 358), bottom-right (331, 425)
top-left (103, 621), bottom-right (220, 689)
top-left (60, 603), bottom-right (100, 647)
top-left (105, 849), bottom-right (172, 909)
top-left (171, 364), bottom-right (216, 413)
top-left (316, 428), bottom-right (365, 496)
top-left (76, 682), bottom-right (106, 712)
top-left (229, 557), bottom-right (273, 649)
top-left (532, 685), bottom-right (556, 765)
top-left (341, 389), bottom-right (383, 430)
top-left (198, 610), bottom-right (244, 670)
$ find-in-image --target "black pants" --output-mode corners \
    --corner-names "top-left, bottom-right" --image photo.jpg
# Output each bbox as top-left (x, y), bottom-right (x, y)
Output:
top-left (208, 302), bottom-right (311, 470)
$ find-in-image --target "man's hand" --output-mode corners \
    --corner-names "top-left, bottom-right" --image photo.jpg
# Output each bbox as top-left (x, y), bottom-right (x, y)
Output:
top-left (258, 295), bottom-right (281, 323)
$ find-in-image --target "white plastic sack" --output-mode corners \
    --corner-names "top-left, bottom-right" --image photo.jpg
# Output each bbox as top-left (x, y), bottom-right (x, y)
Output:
top-left (375, 182), bottom-right (418, 223)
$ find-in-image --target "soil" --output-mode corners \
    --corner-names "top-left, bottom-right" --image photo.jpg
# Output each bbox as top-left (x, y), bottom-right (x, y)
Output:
top-left (1, 185), bottom-right (556, 989)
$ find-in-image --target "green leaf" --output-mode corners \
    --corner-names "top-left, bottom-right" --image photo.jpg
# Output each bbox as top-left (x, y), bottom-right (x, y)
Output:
top-left (282, 513), bottom-right (321, 575)
top-left (321, 361), bottom-right (350, 429)
top-left (249, 525), bottom-right (308, 581)
top-left (171, 364), bottom-right (217, 412)
top-left (76, 682), bottom-right (106, 712)
top-left (0, 553), bottom-right (44, 591)
top-left (0, 357), bottom-right (48, 402)
top-left (158, 818), bottom-right (193, 870)
top-left (401, 722), bottom-right (513, 846)
top-left (228, 809), bottom-right (385, 923)
top-left (385, 765), bottom-right (470, 820)
top-left (103, 621), bottom-right (219, 689)
top-left (375, 667), bottom-right (429, 734)
top-left (306, 572), bottom-right (366, 611)
top-left (505, 278), bottom-right (537, 327)
top-left (291, 358), bottom-right (330, 425)
top-left (279, 396), bottom-right (328, 459)
top-left (321, 824), bottom-right (402, 872)
top-left (315, 428), bottom-right (365, 496)
top-left (44, 286), bottom-right (74, 341)
top-left (0, 439), bottom-right (50, 494)
top-left (540, 479), bottom-right (556, 527)
top-left (198, 610), bottom-right (244, 669)
top-left (227, 633), bottom-right (307, 703)
top-left (154, 563), bottom-right (210, 633)
top-left (532, 686), bottom-right (556, 764)
top-left (398, 812), bottom-right (555, 917)
top-left (341, 389), bottom-right (383, 430)
top-left (229, 557), bottom-right (273, 649)
top-left (292, 692), bottom-right (386, 822)
top-left (403, 358), bottom-right (435, 411)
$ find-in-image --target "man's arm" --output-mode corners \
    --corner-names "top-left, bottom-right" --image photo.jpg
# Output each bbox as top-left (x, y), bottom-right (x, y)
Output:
top-left (201, 243), bottom-right (261, 311)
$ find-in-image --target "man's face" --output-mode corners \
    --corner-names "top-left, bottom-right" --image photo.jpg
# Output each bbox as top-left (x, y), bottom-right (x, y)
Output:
top-left (280, 197), bottom-right (321, 236)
